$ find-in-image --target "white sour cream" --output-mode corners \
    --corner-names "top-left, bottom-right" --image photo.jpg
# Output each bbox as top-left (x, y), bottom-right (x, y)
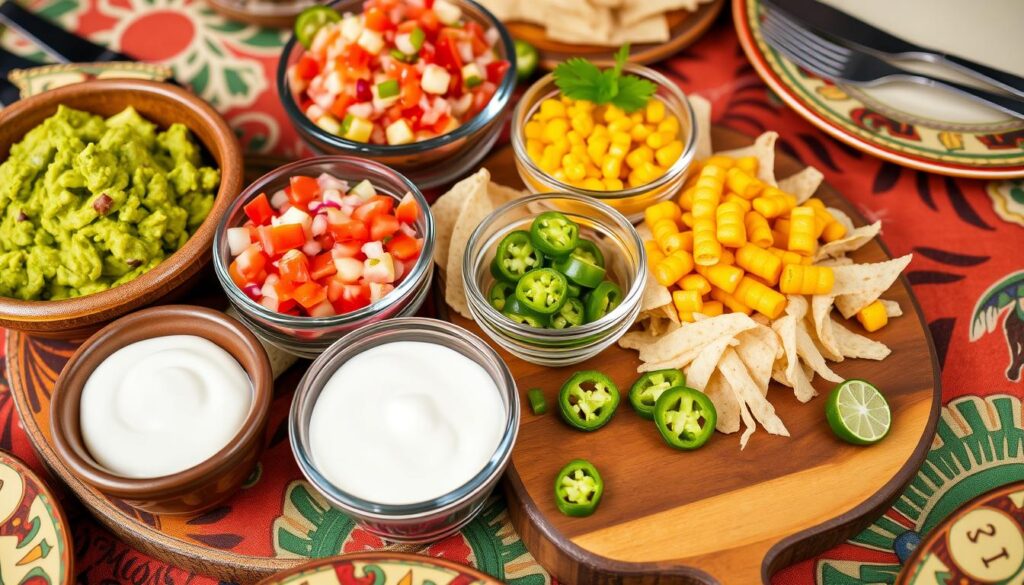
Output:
top-left (80, 335), bottom-right (252, 479)
top-left (309, 341), bottom-right (505, 505)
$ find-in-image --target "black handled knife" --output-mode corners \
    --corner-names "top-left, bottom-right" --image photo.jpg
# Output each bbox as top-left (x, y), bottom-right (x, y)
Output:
top-left (0, 0), bottom-right (132, 63)
top-left (765, 0), bottom-right (1024, 100)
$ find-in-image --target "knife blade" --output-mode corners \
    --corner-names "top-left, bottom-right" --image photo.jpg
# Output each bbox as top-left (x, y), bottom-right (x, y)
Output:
top-left (765, 0), bottom-right (1024, 100)
top-left (0, 0), bottom-right (131, 63)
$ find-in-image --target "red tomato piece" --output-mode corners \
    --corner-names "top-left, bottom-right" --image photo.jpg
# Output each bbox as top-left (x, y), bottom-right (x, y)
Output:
top-left (400, 79), bottom-right (422, 108)
top-left (271, 223), bottom-right (306, 252)
top-left (332, 239), bottom-right (365, 259)
top-left (326, 209), bottom-right (370, 241)
top-left (395, 192), bottom-right (420, 224)
top-left (244, 193), bottom-right (275, 226)
top-left (295, 54), bottom-right (321, 80)
top-left (486, 61), bottom-right (510, 85)
top-left (279, 249), bottom-right (311, 284)
top-left (352, 196), bottom-right (395, 223)
top-left (370, 214), bottom-right (401, 240)
top-left (228, 261), bottom-right (247, 288)
top-left (364, 6), bottom-right (392, 31)
top-left (288, 176), bottom-right (321, 206)
top-left (465, 22), bottom-right (489, 55)
top-left (310, 252), bottom-right (337, 280)
top-left (418, 9), bottom-right (440, 35)
top-left (329, 94), bottom-right (353, 119)
top-left (235, 244), bottom-right (268, 280)
top-left (256, 225), bottom-right (277, 257)
top-left (386, 231), bottom-right (423, 260)
top-left (292, 281), bottom-right (327, 309)
top-left (331, 281), bottom-right (372, 313)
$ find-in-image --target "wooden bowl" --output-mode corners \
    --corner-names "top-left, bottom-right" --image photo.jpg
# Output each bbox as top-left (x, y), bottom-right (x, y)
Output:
top-left (49, 305), bottom-right (273, 515)
top-left (0, 79), bottom-right (244, 340)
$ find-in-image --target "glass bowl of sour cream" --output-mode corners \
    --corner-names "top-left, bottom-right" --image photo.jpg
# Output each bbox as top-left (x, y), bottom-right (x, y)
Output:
top-left (49, 305), bottom-right (273, 515)
top-left (289, 317), bottom-right (519, 543)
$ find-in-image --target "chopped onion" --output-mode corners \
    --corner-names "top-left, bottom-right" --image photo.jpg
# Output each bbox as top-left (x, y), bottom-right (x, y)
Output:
top-left (347, 101), bottom-right (373, 119)
top-left (393, 259), bottom-right (405, 281)
top-left (308, 300), bottom-right (336, 318)
top-left (457, 41), bottom-right (473, 63)
top-left (260, 296), bottom-right (279, 312)
top-left (317, 173), bottom-right (349, 192)
top-left (322, 188), bottom-right (345, 206)
top-left (485, 27), bottom-right (500, 46)
top-left (362, 241), bottom-right (384, 259)
top-left (398, 222), bottom-right (418, 238)
top-left (452, 93), bottom-right (473, 117)
top-left (270, 189), bottom-right (290, 209)
top-left (226, 227), bottom-right (251, 256)
top-left (477, 50), bottom-right (495, 66)
top-left (302, 240), bottom-right (323, 257)
top-left (311, 213), bottom-right (328, 236)
top-left (243, 283), bottom-right (262, 299)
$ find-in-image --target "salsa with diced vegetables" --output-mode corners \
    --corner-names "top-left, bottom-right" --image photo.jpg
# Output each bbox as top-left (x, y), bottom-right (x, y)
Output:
top-left (288, 0), bottom-right (511, 146)
top-left (226, 173), bottom-right (423, 317)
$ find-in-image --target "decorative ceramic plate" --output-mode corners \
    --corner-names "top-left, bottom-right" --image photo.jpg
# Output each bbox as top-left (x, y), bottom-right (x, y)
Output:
top-left (734, 0), bottom-right (1024, 179)
top-left (256, 552), bottom-right (506, 585)
top-left (506, 0), bottom-right (725, 70)
top-left (895, 481), bottom-right (1024, 585)
top-left (0, 450), bottom-right (73, 585)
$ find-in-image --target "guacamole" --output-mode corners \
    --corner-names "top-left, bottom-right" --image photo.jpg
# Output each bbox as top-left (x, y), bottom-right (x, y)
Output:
top-left (0, 105), bottom-right (220, 300)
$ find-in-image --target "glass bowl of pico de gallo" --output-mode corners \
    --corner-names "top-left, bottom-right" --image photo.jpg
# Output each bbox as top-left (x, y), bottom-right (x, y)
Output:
top-left (213, 156), bottom-right (434, 357)
top-left (278, 0), bottom-right (516, 189)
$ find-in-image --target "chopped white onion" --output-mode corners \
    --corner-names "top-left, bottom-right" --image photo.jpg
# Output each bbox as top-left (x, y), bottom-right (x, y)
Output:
top-left (226, 227), bottom-right (251, 256)
top-left (362, 241), bottom-right (384, 259)
top-left (347, 102), bottom-right (373, 119)
top-left (485, 27), bottom-right (500, 46)
top-left (311, 213), bottom-right (328, 236)
top-left (302, 240), bottom-right (323, 257)
top-left (398, 222), bottom-right (418, 238)
top-left (457, 41), bottom-right (473, 64)
top-left (317, 173), bottom-right (349, 192)
top-left (270, 189), bottom-right (290, 209)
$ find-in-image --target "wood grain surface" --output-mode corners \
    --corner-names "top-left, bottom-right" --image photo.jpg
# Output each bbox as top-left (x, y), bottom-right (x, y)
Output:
top-left (444, 127), bottom-right (942, 584)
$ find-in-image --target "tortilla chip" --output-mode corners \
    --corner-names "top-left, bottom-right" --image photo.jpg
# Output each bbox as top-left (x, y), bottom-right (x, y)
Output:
top-left (720, 348), bottom-right (789, 446)
top-left (810, 294), bottom-right (842, 360)
top-left (796, 320), bottom-right (843, 383)
top-left (832, 255), bottom-right (913, 318)
top-left (545, 3), bottom-right (613, 43)
top-left (636, 304), bottom-right (680, 337)
top-left (686, 335), bottom-right (738, 391)
top-left (619, 0), bottom-right (684, 26)
top-left (620, 312), bottom-right (757, 363)
top-left (817, 257), bottom-right (854, 267)
top-left (444, 177), bottom-right (500, 319)
top-left (703, 371), bottom-right (740, 434)
top-left (881, 299), bottom-right (903, 318)
top-left (690, 95), bottom-right (713, 161)
top-left (734, 325), bottom-right (779, 393)
top-left (832, 318), bottom-right (891, 360)
top-left (816, 222), bottom-right (881, 260)
top-left (487, 181), bottom-right (528, 208)
top-left (715, 131), bottom-right (778, 185)
top-left (432, 169), bottom-right (489, 270)
top-left (777, 166), bottom-right (823, 204)
top-left (611, 14), bottom-right (670, 44)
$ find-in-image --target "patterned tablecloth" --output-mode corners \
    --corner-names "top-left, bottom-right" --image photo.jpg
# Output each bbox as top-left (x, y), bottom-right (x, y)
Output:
top-left (1, 2), bottom-right (1022, 584)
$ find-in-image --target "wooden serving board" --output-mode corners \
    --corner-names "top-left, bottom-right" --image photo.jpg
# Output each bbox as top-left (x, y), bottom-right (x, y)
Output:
top-left (442, 128), bottom-right (942, 584)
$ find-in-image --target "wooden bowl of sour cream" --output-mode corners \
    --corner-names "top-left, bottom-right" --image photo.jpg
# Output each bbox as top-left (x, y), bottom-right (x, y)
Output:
top-left (50, 305), bottom-right (272, 515)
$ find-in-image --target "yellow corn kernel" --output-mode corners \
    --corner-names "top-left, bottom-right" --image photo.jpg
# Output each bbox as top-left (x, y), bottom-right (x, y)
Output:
top-left (570, 112), bottom-right (594, 138)
top-left (651, 217), bottom-right (679, 243)
top-left (542, 118), bottom-right (569, 144)
top-left (567, 130), bottom-right (585, 146)
top-left (679, 273), bottom-right (711, 296)
top-left (609, 132), bottom-right (632, 158)
top-left (787, 206), bottom-right (817, 256)
top-left (645, 130), bottom-right (673, 150)
top-left (654, 249), bottom-right (694, 286)
top-left (744, 211), bottom-right (773, 248)
top-left (539, 152), bottom-right (561, 173)
top-left (735, 243), bottom-right (783, 285)
top-left (630, 123), bottom-right (653, 142)
top-left (643, 239), bottom-right (664, 271)
top-left (586, 134), bottom-right (610, 162)
top-left (661, 231), bottom-right (693, 254)
top-left (692, 216), bottom-right (721, 266)
top-left (681, 211), bottom-right (694, 228)
top-left (673, 289), bottom-right (703, 319)
top-left (574, 99), bottom-right (594, 112)
top-left (601, 157), bottom-right (623, 180)
top-left (701, 300), bottom-right (724, 317)
top-left (655, 140), bottom-right (684, 168)
top-left (644, 201), bottom-right (682, 227)
top-left (725, 167), bottom-right (764, 199)
top-left (646, 98), bottom-right (666, 124)
top-left (711, 286), bottom-right (752, 315)
top-left (584, 163), bottom-right (601, 179)
top-left (678, 186), bottom-right (695, 211)
top-left (526, 138), bottom-right (545, 161)
top-left (735, 155), bottom-right (758, 175)
top-left (626, 145), bottom-right (655, 170)
top-left (569, 142), bottom-right (589, 160)
top-left (608, 116), bottom-right (634, 134)
top-left (603, 104), bottom-right (625, 122)
top-left (537, 98), bottom-right (567, 120)
top-left (724, 192), bottom-right (752, 212)
top-left (702, 155), bottom-right (736, 170)
top-left (734, 276), bottom-right (787, 319)
top-left (524, 120), bottom-right (545, 140)
top-left (697, 263), bottom-right (744, 294)
top-left (779, 264), bottom-right (835, 295)
top-left (768, 246), bottom-right (812, 267)
top-left (715, 201), bottom-right (747, 248)
top-left (604, 177), bottom-right (624, 190)
top-left (856, 300), bottom-right (889, 333)
top-left (752, 187), bottom-right (797, 218)
top-left (591, 123), bottom-right (608, 136)
top-left (822, 221), bottom-right (847, 242)
top-left (632, 162), bottom-right (664, 185)
top-left (657, 115), bottom-right (679, 135)
top-left (719, 249), bottom-right (735, 265)
top-left (562, 157), bottom-right (586, 182)
top-left (582, 177), bottom-right (605, 191)
top-left (560, 94), bottom-right (574, 105)
top-left (552, 169), bottom-right (568, 183)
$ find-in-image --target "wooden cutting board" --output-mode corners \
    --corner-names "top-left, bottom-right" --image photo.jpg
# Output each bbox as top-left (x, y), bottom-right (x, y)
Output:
top-left (445, 127), bottom-right (941, 584)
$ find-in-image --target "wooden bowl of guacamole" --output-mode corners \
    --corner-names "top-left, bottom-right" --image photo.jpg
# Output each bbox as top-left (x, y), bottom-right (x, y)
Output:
top-left (0, 79), bottom-right (243, 339)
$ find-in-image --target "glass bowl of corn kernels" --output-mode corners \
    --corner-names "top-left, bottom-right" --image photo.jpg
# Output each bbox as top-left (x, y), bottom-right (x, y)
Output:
top-left (511, 64), bottom-right (697, 223)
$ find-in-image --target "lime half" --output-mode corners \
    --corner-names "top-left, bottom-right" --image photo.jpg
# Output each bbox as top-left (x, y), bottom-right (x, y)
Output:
top-left (826, 379), bottom-right (891, 445)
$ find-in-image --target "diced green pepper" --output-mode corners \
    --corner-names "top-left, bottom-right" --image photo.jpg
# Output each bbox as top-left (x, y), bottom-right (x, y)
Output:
top-left (295, 5), bottom-right (340, 49)
top-left (654, 386), bottom-right (717, 450)
top-left (529, 211), bottom-right (579, 259)
top-left (554, 459), bottom-right (603, 517)
top-left (492, 230), bottom-right (544, 282)
top-left (629, 369), bottom-right (685, 420)
top-left (583, 280), bottom-right (623, 322)
top-left (515, 267), bottom-right (569, 315)
top-left (488, 280), bottom-right (515, 312)
top-left (528, 388), bottom-right (547, 415)
top-left (410, 26), bottom-right (425, 51)
top-left (503, 297), bottom-right (550, 327)
top-left (559, 370), bottom-right (619, 431)
top-left (554, 256), bottom-right (606, 289)
top-left (551, 297), bottom-right (585, 329)
top-left (377, 79), bottom-right (400, 98)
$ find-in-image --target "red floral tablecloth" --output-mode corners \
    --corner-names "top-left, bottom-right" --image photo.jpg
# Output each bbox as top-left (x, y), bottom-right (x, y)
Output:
top-left (1, 2), bottom-right (1022, 584)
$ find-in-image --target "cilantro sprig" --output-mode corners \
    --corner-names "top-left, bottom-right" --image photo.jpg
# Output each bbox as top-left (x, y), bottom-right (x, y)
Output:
top-left (553, 45), bottom-right (657, 113)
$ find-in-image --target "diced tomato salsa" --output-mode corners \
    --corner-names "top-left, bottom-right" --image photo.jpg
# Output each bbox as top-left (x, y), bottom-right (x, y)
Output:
top-left (228, 172), bottom-right (423, 317)
top-left (288, 0), bottom-right (509, 146)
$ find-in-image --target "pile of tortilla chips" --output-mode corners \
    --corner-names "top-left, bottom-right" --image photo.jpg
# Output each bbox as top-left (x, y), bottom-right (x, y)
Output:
top-left (479, 0), bottom-right (715, 46)
top-left (431, 168), bottom-right (530, 319)
top-left (619, 95), bottom-right (913, 449)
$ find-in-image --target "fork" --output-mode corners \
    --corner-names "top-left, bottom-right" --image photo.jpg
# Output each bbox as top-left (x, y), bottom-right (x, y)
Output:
top-left (760, 7), bottom-right (1024, 121)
